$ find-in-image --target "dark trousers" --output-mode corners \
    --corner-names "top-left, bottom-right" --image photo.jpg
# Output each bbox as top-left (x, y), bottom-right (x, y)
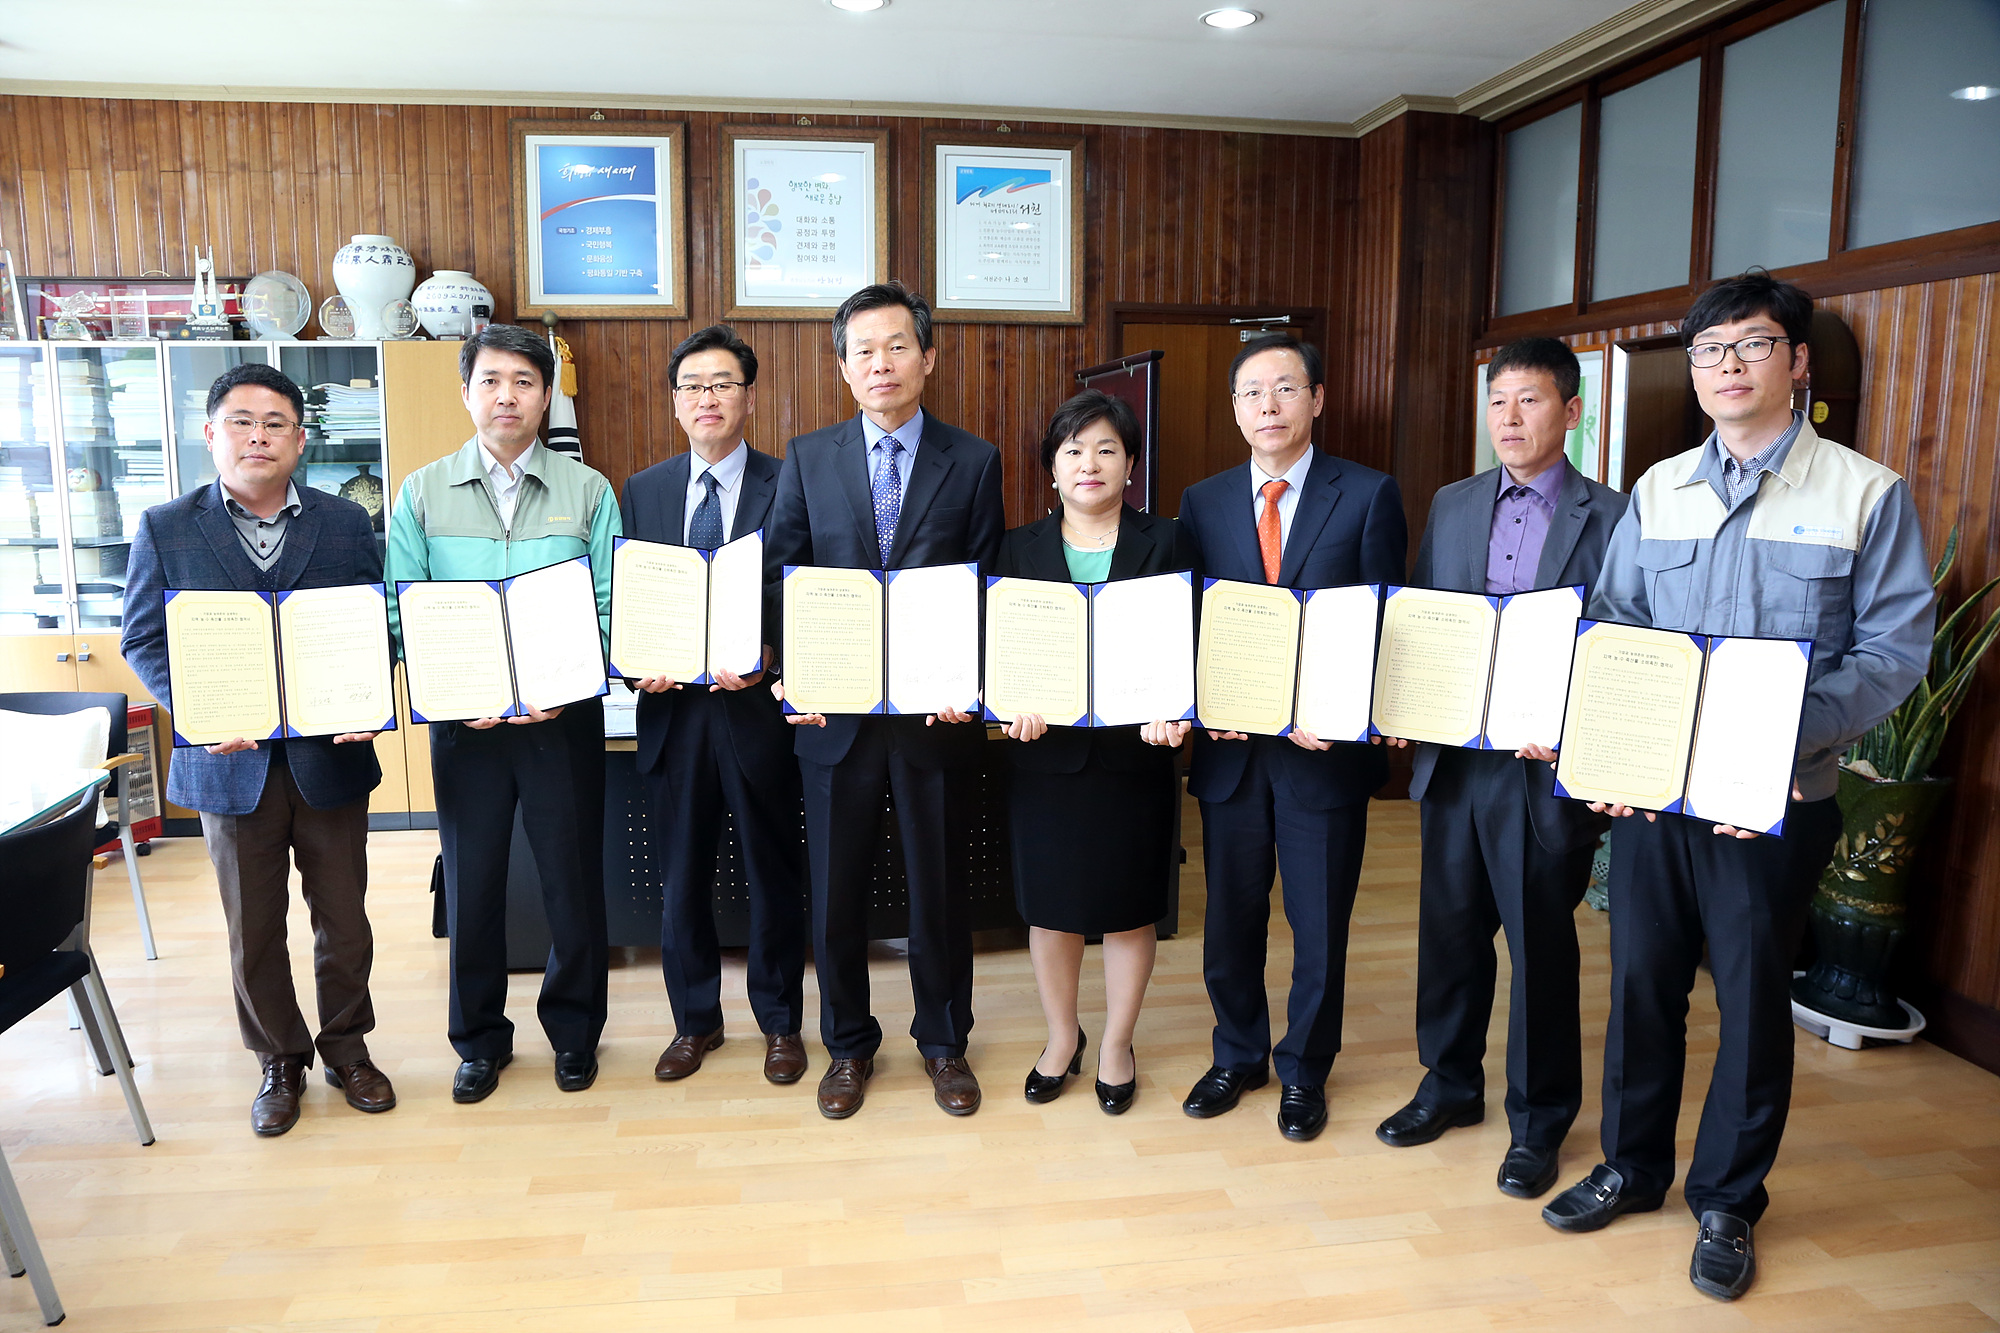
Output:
top-left (200, 750), bottom-right (375, 1067)
top-left (1601, 797), bottom-right (1842, 1223)
top-left (1415, 748), bottom-right (1595, 1148)
top-left (432, 698), bottom-right (608, 1061)
top-left (800, 722), bottom-right (975, 1061)
top-left (1199, 744), bottom-right (1370, 1087)
top-left (645, 701), bottom-right (806, 1038)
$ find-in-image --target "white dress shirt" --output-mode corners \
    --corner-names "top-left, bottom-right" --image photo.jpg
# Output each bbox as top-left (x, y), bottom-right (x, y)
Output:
top-left (479, 439), bottom-right (536, 528)
top-left (684, 440), bottom-right (750, 544)
top-left (1249, 446), bottom-right (1315, 548)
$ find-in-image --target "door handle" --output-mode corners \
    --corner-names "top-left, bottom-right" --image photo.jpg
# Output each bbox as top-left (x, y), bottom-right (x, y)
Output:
top-left (76, 642), bottom-right (93, 661)
top-left (56, 651), bottom-right (70, 662)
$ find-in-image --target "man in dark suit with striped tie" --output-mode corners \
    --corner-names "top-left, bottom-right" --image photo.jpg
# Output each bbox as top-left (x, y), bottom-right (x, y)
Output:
top-left (764, 283), bottom-right (1006, 1120)
top-left (1175, 334), bottom-right (1408, 1142)
top-left (620, 325), bottom-right (808, 1088)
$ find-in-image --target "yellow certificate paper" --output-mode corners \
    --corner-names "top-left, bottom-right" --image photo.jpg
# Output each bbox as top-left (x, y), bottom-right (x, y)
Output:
top-left (398, 581), bottom-right (515, 723)
top-left (983, 576), bottom-right (1090, 724)
top-left (608, 538), bottom-right (709, 683)
top-left (782, 566), bottom-right (885, 715)
top-left (163, 589), bottom-right (283, 746)
top-left (1196, 579), bottom-right (1303, 736)
top-left (1372, 587), bottom-right (1499, 746)
top-left (1554, 622), bottom-right (1706, 811)
top-left (275, 585), bottom-right (395, 738)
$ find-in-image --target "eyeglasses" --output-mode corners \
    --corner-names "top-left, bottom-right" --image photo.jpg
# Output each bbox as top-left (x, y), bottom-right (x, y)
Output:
top-left (672, 381), bottom-right (747, 401)
top-left (1687, 336), bottom-right (1791, 369)
top-left (216, 415), bottom-right (301, 437)
top-left (1232, 384), bottom-right (1307, 405)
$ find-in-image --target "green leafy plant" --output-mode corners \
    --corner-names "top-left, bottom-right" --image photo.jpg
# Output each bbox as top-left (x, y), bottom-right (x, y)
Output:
top-left (1846, 525), bottom-right (2000, 783)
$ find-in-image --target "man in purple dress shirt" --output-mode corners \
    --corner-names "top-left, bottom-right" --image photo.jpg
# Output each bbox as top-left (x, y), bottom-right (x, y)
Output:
top-left (1374, 338), bottom-right (1628, 1200)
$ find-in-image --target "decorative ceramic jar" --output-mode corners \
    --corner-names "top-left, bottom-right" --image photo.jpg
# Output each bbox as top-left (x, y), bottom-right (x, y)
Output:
top-left (331, 235), bottom-right (417, 340)
top-left (412, 271), bottom-right (495, 339)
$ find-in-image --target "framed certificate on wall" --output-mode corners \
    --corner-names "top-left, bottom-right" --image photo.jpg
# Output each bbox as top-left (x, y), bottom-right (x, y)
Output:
top-left (720, 126), bottom-right (890, 321)
top-left (922, 131), bottom-right (1084, 324)
top-left (510, 119), bottom-right (688, 319)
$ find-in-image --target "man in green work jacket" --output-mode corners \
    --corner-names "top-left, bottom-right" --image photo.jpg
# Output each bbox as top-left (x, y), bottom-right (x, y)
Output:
top-left (386, 323), bottom-right (621, 1104)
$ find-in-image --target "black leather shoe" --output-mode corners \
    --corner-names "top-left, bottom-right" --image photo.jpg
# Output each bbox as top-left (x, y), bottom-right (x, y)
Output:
top-left (1096, 1046), bottom-right (1136, 1116)
top-left (1374, 1095), bottom-right (1484, 1147)
top-left (452, 1053), bottom-right (512, 1104)
top-left (1277, 1084), bottom-right (1328, 1141)
top-left (1541, 1163), bottom-right (1667, 1233)
top-left (1498, 1144), bottom-right (1560, 1199)
top-left (1689, 1211), bottom-right (1756, 1300)
top-left (1182, 1064), bottom-right (1269, 1118)
top-left (554, 1050), bottom-right (599, 1092)
top-left (1025, 1027), bottom-right (1085, 1104)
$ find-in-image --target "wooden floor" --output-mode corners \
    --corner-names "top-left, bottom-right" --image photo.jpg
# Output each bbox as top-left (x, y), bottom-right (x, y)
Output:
top-left (5, 797), bottom-right (1998, 1331)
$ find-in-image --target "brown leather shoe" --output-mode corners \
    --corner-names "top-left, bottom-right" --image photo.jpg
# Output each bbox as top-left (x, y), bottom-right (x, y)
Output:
top-left (251, 1054), bottom-right (307, 1136)
top-left (325, 1059), bottom-right (397, 1113)
top-left (925, 1056), bottom-right (982, 1116)
top-left (764, 1032), bottom-right (808, 1085)
top-left (654, 1028), bottom-right (724, 1081)
top-left (816, 1057), bottom-right (873, 1119)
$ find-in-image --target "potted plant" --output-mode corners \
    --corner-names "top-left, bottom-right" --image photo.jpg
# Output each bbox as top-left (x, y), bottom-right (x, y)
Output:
top-left (1793, 526), bottom-right (2000, 1030)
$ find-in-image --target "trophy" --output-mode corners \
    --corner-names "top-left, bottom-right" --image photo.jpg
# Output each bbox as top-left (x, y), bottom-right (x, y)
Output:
top-left (185, 248), bottom-right (232, 340)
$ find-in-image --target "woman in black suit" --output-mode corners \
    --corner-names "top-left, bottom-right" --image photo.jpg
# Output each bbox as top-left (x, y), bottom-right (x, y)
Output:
top-left (996, 389), bottom-right (1196, 1114)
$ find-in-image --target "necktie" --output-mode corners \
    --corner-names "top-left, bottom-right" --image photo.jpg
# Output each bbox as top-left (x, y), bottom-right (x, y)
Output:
top-left (1258, 478), bottom-right (1289, 583)
top-left (687, 470), bottom-right (723, 550)
top-left (872, 436), bottom-right (903, 566)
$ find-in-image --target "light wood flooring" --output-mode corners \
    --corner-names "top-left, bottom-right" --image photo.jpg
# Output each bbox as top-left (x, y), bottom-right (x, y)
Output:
top-left (5, 798), bottom-right (1998, 1331)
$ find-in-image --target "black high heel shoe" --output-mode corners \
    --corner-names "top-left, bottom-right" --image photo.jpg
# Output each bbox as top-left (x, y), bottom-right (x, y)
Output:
top-left (1096, 1047), bottom-right (1136, 1115)
top-left (1024, 1027), bottom-right (1086, 1104)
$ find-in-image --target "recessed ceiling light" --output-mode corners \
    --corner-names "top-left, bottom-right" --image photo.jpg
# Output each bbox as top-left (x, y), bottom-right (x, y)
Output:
top-left (827, 0), bottom-right (887, 11)
top-left (1200, 7), bottom-right (1261, 28)
top-left (1950, 85), bottom-right (1999, 100)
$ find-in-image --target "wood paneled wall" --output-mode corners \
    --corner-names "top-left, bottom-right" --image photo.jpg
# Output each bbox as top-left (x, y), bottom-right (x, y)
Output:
top-left (1533, 275), bottom-right (2000, 1070)
top-left (0, 95), bottom-right (1355, 526)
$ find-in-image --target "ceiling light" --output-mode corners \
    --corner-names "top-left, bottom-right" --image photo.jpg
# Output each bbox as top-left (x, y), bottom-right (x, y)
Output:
top-left (1200, 7), bottom-right (1261, 28)
top-left (827, 0), bottom-right (887, 11)
top-left (1950, 85), bottom-right (1998, 100)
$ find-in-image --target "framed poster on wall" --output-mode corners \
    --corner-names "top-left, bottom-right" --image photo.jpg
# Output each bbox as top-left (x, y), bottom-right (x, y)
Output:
top-left (1473, 345), bottom-right (1608, 481)
top-left (511, 119), bottom-right (688, 319)
top-left (922, 131), bottom-right (1084, 324)
top-left (720, 126), bottom-right (889, 321)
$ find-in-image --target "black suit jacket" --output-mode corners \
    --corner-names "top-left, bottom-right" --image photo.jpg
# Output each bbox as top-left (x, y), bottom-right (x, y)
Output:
top-left (1177, 449), bottom-right (1408, 810)
top-left (1406, 460), bottom-right (1629, 850)
top-left (120, 482), bottom-right (383, 816)
top-left (619, 446), bottom-right (797, 785)
top-left (765, 412), bottom-right (1006, 768)
top-left (992, 504), bottom-right (1200, 775)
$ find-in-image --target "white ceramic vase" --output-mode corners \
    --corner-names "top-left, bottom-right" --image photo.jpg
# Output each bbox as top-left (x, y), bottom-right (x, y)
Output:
top-left (331, 234), bottom-right (417, 340)
top-left (411, 270), bottom-right (495, 339)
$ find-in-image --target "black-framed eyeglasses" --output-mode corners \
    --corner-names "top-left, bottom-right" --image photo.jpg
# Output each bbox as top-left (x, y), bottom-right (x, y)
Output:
top-left (1687, 336), bottom-right (1791, 369)
top-left (672, 381), bottom-right (747, 401)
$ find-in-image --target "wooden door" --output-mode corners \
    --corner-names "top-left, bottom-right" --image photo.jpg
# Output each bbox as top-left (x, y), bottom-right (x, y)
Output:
top-left (1120, 323), bottom-right (1251, 518)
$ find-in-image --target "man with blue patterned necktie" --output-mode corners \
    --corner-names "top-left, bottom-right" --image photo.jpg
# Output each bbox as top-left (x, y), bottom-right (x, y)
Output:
top-left (620, 324), bottom-right (807, 1091)
top-left (764, 282), bottom-right (1006, 1120)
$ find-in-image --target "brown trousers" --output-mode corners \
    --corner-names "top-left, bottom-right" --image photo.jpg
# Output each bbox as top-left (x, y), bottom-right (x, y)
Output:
top-left (200, 751), bottom-right (375, 1067)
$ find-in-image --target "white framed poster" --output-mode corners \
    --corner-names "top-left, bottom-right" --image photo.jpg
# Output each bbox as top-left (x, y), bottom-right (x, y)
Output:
top-left (1473, 345), bottom-right (1607, 481)
top-left (510, 119), bottom-right (687, 319)
top-left (720, 127), bottom-right (889, 321)
top-left (923, 131), bottom-right (1085, 324)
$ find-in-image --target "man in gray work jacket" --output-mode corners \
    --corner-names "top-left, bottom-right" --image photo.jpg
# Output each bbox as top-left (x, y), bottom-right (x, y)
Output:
top-left (1540, 271), bottom-right (1934, 1303)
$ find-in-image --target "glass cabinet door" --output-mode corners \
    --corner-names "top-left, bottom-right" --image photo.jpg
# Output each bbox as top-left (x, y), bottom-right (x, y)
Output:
top-left (0, 344), bottom-right (66, 633)
top-left (53, 342), bottom-right (169, 632)
top-left (166, 343), bottom-right (273, 496)
top-left (278, 343), bottom-right (387, 538)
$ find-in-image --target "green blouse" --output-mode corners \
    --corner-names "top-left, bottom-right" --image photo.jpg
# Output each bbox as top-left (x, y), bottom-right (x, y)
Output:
top-left (1062, 541), bottom-right (1115, 584)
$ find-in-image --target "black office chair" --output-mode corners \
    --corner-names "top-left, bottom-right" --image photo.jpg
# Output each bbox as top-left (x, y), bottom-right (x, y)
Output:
top-left (0, 782), bottom-right (156, 1326)
top-left (0, 691), bottom-right (159, 960)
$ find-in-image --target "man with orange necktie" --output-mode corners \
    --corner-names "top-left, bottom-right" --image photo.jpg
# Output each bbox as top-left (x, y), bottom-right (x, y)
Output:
top-left (1174, 334), bottom-right (1408, 1142)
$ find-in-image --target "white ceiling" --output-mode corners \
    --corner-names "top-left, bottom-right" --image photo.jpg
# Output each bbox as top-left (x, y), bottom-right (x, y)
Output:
top-left (0, 0), bottom-right (1699, 128)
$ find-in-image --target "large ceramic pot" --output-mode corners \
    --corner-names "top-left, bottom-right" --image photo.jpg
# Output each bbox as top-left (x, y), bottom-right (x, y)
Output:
top-left (331, 235), bottom-right (417, 340)
top-left (1791, 765), bottom-right (1952, 1029)
top-left (411, 270), bottom-right (494, 339)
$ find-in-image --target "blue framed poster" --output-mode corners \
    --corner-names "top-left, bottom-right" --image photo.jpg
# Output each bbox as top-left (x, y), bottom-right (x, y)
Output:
top-left (511, 119), bottom-right (687, 318)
